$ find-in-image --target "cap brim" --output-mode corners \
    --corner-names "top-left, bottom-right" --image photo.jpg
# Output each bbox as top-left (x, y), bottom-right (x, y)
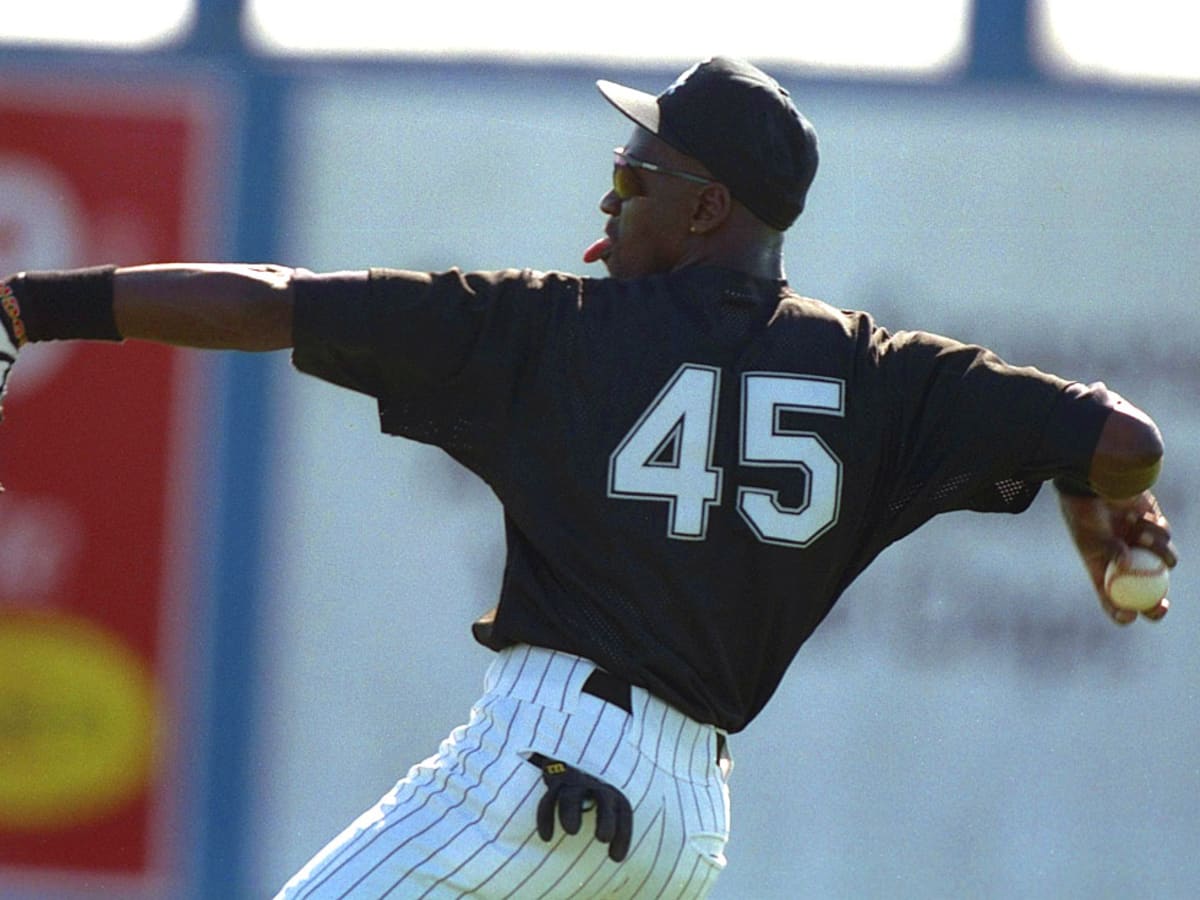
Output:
top-left (596, 79), bottom-right (661, 136)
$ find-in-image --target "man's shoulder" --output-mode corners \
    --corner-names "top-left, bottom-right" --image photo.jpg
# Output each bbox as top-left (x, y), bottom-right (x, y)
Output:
top-left (771, 287), bottom-right (882, 344)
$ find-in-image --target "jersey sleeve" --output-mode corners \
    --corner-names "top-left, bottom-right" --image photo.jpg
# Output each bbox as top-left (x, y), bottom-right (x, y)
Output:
top-left (874, 330), bottom-right (1106, 522)
top-left (1024, 381), bottom-right (1112, 485)
top-left (290, 266), bottom-right (582, 477)
top-left (290, 269), bottom-right (379, 395)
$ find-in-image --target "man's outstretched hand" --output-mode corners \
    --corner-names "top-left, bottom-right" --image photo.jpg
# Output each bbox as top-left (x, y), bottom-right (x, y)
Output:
top-left (1058, 489), bottom-right (1178, 624)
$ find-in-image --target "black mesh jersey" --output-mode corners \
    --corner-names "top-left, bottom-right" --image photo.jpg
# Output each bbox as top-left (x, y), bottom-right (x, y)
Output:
top-left (292, 265), bottom-right (1109, 732)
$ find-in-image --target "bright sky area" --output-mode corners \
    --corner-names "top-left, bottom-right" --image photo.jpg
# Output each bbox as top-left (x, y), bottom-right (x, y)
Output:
top-left (0, 0), bottom-right (1197, 85)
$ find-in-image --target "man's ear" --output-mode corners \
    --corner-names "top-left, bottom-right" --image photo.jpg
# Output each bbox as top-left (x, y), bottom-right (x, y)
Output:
top-left (690, 183), bottom-right (732, 234)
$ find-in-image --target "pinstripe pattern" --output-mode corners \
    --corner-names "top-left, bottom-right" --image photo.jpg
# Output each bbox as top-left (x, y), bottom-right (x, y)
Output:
top-left (275, 645), bottom-right (730, 899)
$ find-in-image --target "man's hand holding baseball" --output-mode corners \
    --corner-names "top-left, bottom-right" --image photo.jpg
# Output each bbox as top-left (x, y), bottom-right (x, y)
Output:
top-left (1058, 488), bottom-right (1177, 624)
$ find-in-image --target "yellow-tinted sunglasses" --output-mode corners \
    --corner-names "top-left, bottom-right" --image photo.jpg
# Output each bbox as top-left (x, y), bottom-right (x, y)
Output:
top-left (612, 147), bottom-right (715, 200)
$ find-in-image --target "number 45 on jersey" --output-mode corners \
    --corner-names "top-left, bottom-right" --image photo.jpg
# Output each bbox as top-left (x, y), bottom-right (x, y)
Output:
top-left (608, 363), bottom-right (845, 548)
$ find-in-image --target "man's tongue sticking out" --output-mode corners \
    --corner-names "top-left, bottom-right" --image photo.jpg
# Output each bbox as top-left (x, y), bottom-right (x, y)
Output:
top-left (583, 236), bottom-right (612, 264)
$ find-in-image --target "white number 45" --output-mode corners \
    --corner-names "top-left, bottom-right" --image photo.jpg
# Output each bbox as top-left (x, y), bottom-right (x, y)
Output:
top-left (608, 364), bottom-right (843, 547)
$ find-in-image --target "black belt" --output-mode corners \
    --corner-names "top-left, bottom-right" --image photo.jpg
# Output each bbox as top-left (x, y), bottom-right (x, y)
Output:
top-left (581, 669), bottom-right (729, 765)
top-left (582, 669), bottom-right (632, 713)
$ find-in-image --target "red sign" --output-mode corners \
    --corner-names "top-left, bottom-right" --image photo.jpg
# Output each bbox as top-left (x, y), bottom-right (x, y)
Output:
top-left (0, 78), bottom-right (226, 892)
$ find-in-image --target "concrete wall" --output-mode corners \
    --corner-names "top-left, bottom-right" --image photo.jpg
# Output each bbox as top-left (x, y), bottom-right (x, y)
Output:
top-left (248, 68), bottom-right (1200, 898)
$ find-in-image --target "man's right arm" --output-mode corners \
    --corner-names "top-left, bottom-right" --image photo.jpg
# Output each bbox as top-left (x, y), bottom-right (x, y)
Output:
top-left (2, 263), bottom-right (298, 353)
top-left (114, 263), bottom-right (297, 351)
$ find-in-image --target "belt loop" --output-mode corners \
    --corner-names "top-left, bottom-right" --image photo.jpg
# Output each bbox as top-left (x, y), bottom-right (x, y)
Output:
top-left (717, 732), bottom-right (733, 778)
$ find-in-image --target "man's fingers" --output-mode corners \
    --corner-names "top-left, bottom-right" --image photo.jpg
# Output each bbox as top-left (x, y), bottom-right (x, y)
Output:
top-left (1130, 522), bottom-right (1177, 565)
top-left (1141, 597), bottom-right (1170, 621)
top-left (1108, 605), bottom-right (1137, 626)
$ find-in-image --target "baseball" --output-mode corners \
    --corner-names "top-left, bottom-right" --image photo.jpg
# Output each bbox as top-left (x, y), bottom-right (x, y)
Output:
top-left (1104, 547), bottom-right (1169, 611)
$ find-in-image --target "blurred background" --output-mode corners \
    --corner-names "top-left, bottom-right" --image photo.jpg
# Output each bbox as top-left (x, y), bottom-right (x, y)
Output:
top-left (0, 1), bottom-right (1197, 897)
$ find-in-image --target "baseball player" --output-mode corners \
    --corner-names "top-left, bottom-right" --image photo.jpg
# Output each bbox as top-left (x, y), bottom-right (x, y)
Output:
top-left (0, 58), bottom-right (1177, 898)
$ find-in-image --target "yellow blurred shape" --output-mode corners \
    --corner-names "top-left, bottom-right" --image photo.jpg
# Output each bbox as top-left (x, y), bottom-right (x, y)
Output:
top-left (0, 612), bottom-right (158, 830)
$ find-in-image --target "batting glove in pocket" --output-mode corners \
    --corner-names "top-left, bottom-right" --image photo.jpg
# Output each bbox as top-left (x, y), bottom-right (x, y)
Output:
top-left (531, 753), bottom-right (633, 862)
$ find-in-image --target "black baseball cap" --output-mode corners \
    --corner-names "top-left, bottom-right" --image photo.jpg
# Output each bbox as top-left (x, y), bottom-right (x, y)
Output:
top-left (597, 57), bottom-right (819, 231)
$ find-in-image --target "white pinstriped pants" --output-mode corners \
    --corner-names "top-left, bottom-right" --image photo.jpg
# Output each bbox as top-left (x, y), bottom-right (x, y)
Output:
top-left (275, 644), bottom-right (732, 899)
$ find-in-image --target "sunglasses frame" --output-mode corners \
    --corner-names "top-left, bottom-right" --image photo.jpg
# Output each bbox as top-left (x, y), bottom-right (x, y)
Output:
top-left (612, 147), bottom-right (716, 199)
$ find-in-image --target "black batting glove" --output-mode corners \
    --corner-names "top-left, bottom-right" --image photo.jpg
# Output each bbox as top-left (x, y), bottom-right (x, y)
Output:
top-left (532, 754), bottom-right (633, 862)
top-left (0, 276), bottom-right (25, 424)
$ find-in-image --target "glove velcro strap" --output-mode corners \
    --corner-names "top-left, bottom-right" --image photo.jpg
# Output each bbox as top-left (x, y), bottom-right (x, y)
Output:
top-left (10, 266), bottom-right (121, 343)
top-left (529, 753), bottom-right (564, 772)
